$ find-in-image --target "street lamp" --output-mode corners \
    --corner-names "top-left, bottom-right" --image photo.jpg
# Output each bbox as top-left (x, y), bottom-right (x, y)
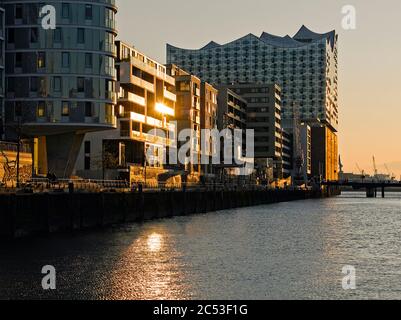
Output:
top-left (15, 117), bottom-right (22, 188)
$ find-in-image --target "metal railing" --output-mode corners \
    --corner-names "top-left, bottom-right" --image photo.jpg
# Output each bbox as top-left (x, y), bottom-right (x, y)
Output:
top-left (0, 141), bottom-right (31, 154)
top-left (0, 175), bottom-right (312, 194)
top-left (24, 178), bottom-right (130, 193)
top-left (2, 177), bottom-right (280, 193)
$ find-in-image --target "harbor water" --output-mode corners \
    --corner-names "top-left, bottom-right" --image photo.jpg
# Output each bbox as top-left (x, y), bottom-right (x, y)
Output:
top-left (1, 192), bottom-right (401, 300)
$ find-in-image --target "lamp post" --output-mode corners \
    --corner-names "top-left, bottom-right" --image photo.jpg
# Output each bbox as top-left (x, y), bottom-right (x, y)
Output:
top-left (144, 144), bottom-right (147, 187)
top-left (16, 117), bottom-right (22, 189)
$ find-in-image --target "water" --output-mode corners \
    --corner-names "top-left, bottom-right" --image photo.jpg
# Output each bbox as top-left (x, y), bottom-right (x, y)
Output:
top-left (1, 192), bottom-right (401, 300)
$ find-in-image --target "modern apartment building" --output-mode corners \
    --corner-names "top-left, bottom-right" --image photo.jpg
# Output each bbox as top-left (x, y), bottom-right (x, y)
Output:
top-left (216, 87), bottom-right (247, 132)
top-left (282, 121), bottom-right (312, 179)
top-left (200, 81), bottom-right (218, 176)
top-left (0, 4), bottom-right (4, 140)
top-left (167, 26), bottom-right (339, 181)
top-left (165, 64), bottom-right (202, 180)
top-left (226, 83), bottom-right (284, 178)
top-left (300, 124), bottom-right (312, 177)
top-left (75, 42), bottom-right (177, 184)
top-left (311, 126), bottom-right (338, 181)
top-left (3, 0), bottom-right (118, 177)
top-left (281, 129), bottom-right (292, 178)
top-left (216, 87), bottom-right (247, 168)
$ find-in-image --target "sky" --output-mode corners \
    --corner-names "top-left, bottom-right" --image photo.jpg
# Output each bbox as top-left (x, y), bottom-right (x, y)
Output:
top-left (117, 0), bottom-right (401, 177)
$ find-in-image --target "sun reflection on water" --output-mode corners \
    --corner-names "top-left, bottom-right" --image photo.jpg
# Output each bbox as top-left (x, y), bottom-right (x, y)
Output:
top-left (106, 228), bottom-right (191, 300)
top-left (147, 233), bottom-right (162, 252)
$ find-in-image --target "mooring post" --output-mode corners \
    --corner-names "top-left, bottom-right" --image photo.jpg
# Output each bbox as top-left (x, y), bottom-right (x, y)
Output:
top-left (382, 186), bottom-right (385, 198)
top-left (366, 188), bottom-right (375, 198)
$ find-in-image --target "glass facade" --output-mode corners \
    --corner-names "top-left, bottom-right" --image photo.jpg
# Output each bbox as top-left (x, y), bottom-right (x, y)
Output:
top-left (0, 5), bottom-right (4, 139)
top-left (167, 26), bottom-right (339, 132)
top-left (3, 0), bottom-right (118, 138)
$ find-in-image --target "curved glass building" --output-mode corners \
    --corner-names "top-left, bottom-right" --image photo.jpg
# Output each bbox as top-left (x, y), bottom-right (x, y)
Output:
top-left (3, 0), bottom-right (118, 177)
top-left (167, 26), bottom-right (338, 132)
top-left (167, 26), bottom-right (339, 181)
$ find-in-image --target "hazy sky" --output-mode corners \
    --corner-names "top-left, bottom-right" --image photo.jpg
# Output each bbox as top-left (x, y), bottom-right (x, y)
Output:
top-left (117, 0), bottom-right (401, 177)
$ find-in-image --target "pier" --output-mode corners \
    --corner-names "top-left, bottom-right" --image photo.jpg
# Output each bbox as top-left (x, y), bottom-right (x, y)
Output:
top-left (323, 181), bottom-right (401, 198)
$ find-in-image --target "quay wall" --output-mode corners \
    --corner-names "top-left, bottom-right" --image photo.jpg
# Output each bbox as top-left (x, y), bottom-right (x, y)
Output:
top-left (0, 188), bottom-right (340, 239)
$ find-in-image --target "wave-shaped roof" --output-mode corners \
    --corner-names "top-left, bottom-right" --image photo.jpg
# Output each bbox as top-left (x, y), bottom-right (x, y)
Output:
top-left (168, 25), bottom-right (337, 51)
top-left (260, 32), bottom-right (305, 48)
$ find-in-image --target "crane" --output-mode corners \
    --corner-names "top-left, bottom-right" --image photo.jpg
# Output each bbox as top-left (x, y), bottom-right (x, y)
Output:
top-left (384, 164), bottom-right (396, 181)
top-left (372, 156), bottom-right (378, 179)
top-left (339, 155), bottom-right (344, 174)
top-left (356, 163), bottom-right (366, 181)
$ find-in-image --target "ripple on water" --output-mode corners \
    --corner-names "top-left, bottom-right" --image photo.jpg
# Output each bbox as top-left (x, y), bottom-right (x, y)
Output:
top-left (0, 192), bottom-right (400, 300)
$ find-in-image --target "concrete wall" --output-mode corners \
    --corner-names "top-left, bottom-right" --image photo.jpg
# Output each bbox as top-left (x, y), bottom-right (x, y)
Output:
top-left (0, 188), bottom-right (337, 239)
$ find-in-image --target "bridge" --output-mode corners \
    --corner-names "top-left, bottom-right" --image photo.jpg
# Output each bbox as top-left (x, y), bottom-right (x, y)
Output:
top-left (323, 180), bottom-right (401, 198)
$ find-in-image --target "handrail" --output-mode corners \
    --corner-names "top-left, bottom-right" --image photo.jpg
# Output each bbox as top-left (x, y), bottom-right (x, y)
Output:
top-left (15, 178), bottom-right (281, 193)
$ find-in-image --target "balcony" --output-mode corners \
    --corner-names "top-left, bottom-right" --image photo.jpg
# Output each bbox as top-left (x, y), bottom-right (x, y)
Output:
top-left (131, 56), bottom-right (174, 85)
top-left (119, 92), bottom-right (146, 107)
top-left (164, 89), bottom-right (177, 102)
top-left (132, 75), bottom-right (155, 93)
top-left (129, 112), bottom-right (146, 123)
top-left (118, 62), bottom-right (155, 92)
top-left (164, 74), bottom-right (176, 86)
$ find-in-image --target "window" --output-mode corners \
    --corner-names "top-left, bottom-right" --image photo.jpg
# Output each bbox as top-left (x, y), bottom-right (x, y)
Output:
top-left (54, 28), bottom-right (62, 42)
top-left (77, 28), bottom-right (85, 43)
top-left (37, 101), bottom-right (46, 117)
top-left (105, 79), bottom-right (113, 99)
top-left (0, 70), bottom-right (3, 94)
top-left (84, 141), bottom-right (91, 154)
top-left (15, 4), bottom-right (23, 19)
top-left (85, 5), bottom-right (93, 20)
top-left (15, 102), bottom-right (22, 118)
top-left (7, 77), bottom-right (15, 92)
top-left (178, 81), bottom-right (190, 92)
top-left (30, 28), bottom-right (38, 43)
top-left (39, 77), bottom-right (46, 94)
top-left (62, 101), bottom-right (70, 116)
top-left (53, 77), bottom-right (61, 92)
top-left (77, 77), bottom-right (85, 92)
top-left (8, 29), bottom-right (15, 43)
top-left (37, 52), bottom-right (46, 68)
top-left (62, 3), bottom-right (70, 19)
top-left (62, 52), bottom-right (70, 68)
top-left (84, 141), bottom-right (91, 170)
top-left (85, 53), bottom-right (92, 68)
top-left (30, 77), bottom-right (38, 92)
top-left (85, 102), bottom-right (93, 117)
top-left (15, 53), bottom-right (22, 68)
top-left (84, 157), bottom-right (91, 170)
